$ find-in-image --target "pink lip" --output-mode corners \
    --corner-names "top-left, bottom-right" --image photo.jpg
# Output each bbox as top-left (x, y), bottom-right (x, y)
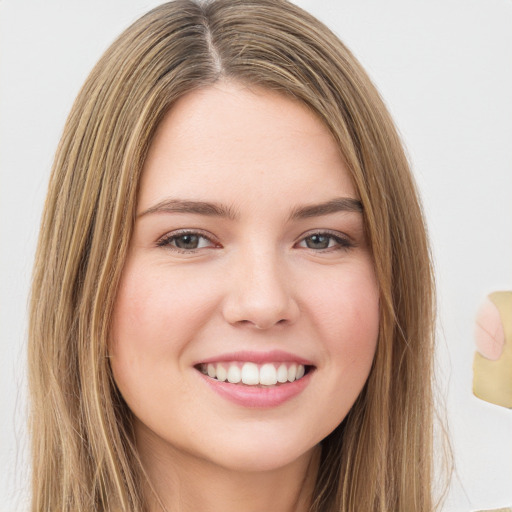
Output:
top-left (194, 350), bottom-right (314, 366)
top-left (198, 369), bottom-right (313, 408)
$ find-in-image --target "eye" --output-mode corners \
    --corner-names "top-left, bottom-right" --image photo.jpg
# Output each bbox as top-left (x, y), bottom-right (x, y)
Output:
top-left (157, 230), bottom-right (217, 252)
top-left (296, 232), bottom-right (353, 251)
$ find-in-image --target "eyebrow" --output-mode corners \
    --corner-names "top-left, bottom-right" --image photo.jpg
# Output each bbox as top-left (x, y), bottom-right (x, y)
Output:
top-left (138, 197), bottom-right (362, 221)
top-left (288, 197), bottom-right (363, 220)
top-left (138, 199), bottom-right (238, 220)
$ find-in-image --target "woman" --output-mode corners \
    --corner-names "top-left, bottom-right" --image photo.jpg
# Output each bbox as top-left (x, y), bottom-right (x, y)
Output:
top-left (28, 0), bottom-right (437, 510)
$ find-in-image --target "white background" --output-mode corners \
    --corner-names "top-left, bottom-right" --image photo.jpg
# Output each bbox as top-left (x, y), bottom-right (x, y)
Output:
top-left (1, 1), bottom-right (511, 510)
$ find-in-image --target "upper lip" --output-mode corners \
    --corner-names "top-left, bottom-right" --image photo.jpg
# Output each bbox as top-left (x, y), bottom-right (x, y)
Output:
top-left (194, 350), bottom-right (314, 366)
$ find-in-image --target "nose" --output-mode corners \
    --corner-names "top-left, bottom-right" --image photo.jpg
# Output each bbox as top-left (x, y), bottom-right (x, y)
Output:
top-left (222, 248), bottom-right (300, 330)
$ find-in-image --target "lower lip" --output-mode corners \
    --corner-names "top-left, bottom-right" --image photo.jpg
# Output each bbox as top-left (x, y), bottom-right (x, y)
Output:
top-left (198, 370), bottom-right (313, 408)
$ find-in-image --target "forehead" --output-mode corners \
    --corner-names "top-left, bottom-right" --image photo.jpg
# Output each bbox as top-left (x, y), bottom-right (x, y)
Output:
top-left (138, 81), bottom-right (357, 212)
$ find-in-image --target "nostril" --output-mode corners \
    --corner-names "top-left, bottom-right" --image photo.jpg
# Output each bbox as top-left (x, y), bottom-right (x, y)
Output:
top-left (252, 317), bottom-right (289, 330)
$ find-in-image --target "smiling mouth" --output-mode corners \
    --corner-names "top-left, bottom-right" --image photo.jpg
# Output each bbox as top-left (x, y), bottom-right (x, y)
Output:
top-left (196, 361), bottom-right (312, 387)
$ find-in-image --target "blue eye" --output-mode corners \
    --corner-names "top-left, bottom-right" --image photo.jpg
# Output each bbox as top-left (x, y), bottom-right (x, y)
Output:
top-left (157, 231), bottom-right (215, 251)
top-left (297, 232), bottom-right (353, 251)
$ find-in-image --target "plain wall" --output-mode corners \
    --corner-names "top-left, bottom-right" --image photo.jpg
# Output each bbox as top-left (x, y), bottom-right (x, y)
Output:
top-left (1, 1), bottom-right (511, 510)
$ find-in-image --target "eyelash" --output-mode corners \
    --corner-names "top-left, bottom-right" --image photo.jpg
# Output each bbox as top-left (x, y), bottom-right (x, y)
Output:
top-left (156, 229), bottom-right (218, 252)
top-left (296, 230), bottom-right (355, 251)
top-left (156, 230), bottom-right (354, 253)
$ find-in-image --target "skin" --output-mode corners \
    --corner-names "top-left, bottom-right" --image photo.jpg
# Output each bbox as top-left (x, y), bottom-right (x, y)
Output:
top-left (110, 81), bottom-right (380, 512)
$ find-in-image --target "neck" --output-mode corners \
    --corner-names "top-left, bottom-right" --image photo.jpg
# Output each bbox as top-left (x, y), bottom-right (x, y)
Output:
top-left (138, 431), bottom-right (321, 512)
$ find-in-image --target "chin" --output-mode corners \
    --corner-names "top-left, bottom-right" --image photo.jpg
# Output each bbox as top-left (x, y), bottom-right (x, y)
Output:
top-left (210, 446), bottom-right (317, 474)
top-left (194, 428), bottom-right (322, 474)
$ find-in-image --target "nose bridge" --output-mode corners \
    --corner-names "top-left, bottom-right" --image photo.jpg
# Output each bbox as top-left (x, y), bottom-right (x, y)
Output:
top-left (222, 241), bottom-right (298, 329)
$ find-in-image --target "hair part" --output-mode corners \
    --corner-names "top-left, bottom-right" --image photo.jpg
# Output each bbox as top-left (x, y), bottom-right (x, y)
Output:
top-left (29, 1), bottom-right (440, 510)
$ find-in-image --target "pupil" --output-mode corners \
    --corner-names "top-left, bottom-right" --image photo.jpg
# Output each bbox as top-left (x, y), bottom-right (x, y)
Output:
top-left (307, 234), bottom-right (329, 249)
top-left (176, 234), bottom-right (199, 249)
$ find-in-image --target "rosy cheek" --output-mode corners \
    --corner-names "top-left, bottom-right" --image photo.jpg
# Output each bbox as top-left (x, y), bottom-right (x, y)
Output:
top-left (111, 260), bottom-right (219, 354)
top-left (326, 289), bottom-right (378, 373)
top-left (308, 267), bottom-right (378, 328)
top-left (110, 267), bottom-right (166, 370)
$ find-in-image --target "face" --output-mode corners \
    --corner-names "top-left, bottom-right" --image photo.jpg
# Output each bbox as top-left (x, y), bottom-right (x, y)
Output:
top-left (110, 82), bottom-right (379, 473)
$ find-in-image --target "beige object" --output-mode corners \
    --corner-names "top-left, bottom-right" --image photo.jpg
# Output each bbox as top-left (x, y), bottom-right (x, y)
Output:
top-left (473, 291), bottom-right (512, 408)
top-left (475, 297), bottom-right (506, 360)
top-left (474, 508), bottom-right (512, 512)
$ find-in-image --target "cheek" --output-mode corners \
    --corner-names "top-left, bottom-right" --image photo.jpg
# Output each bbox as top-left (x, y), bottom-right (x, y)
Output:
top-left (108, 263), bottom-right (218, 412)
top-left (109, 261), bottom-right (220, 416)
top-left (304, 262), bottom-right (380, 370)
top-left (110, 262), bottom-right (217, 356)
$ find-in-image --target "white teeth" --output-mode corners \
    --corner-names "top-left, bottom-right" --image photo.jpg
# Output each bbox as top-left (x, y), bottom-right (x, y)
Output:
top-left (260, 363), bottom-right (277, 386)
top-left (227, 365), bottom-right (241, 383)
top-left (276, 363), bottom-right (288, 383)
top-left (200, 361), bottom-right (308, 386)
top-left (216, 364), bottom-right (227, 382)
top-left (241, 362), bottom-right (259, 385)
top-left (288, 363), bottom-right (297, 382)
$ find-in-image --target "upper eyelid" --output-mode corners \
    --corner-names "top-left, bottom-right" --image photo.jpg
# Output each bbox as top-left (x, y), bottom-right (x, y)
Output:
top-left (295, 228), bottom-right (352, 242)
top-left (156, 229), bottom-right (218, 247)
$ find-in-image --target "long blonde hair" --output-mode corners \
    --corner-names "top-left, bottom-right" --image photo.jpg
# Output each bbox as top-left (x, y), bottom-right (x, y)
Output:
top-left (29, 1), bottom-right (437, 510)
